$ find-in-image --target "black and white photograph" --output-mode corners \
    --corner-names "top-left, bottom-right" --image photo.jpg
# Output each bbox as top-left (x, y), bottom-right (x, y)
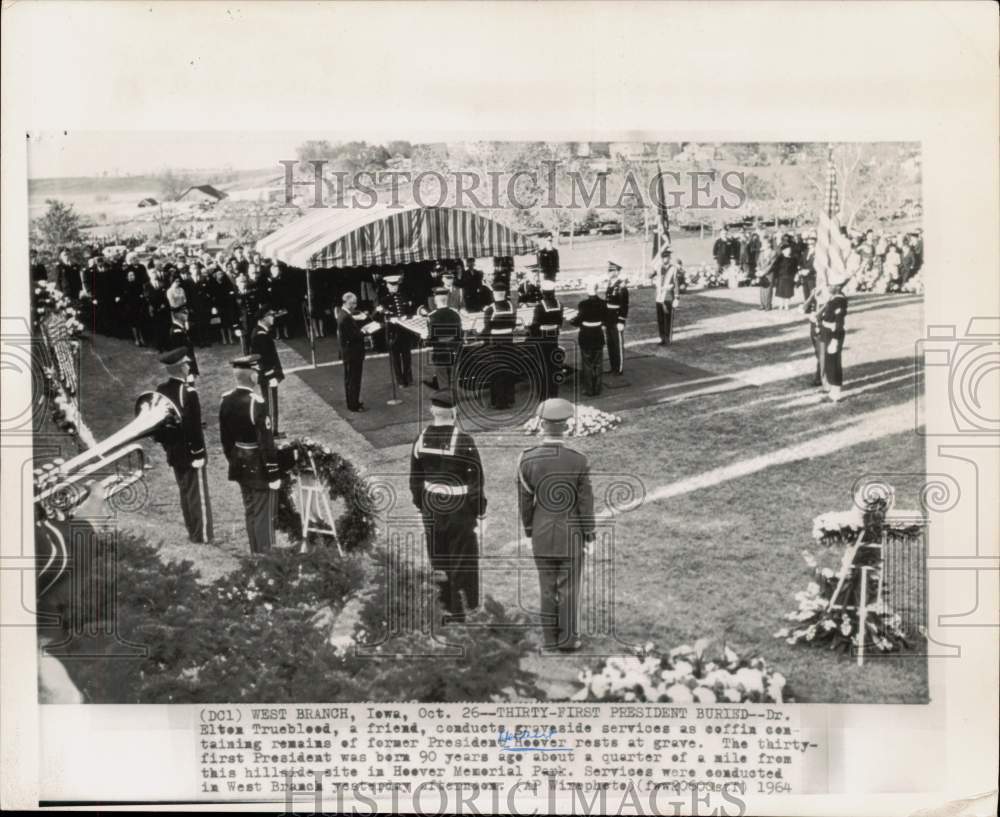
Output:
top-left (2, 2), bottom-right (997, 813)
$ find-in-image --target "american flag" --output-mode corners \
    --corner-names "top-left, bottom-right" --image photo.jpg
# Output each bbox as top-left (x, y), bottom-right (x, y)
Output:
top-left (814, 150), bottom-right (852, 287)
top-left (650, 163), bottom-right (672, 267)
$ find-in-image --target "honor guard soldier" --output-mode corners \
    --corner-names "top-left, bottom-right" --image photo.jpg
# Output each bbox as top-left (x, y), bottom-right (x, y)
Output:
top-left (570, 282), bottom-right (608, 397)
top-left (529, 278), bottom-right (564, 400)
top-left (219, 355), bottom-right (281, 554)
top-left (537, 234), bottom-right (560, 282)
top-left (804, 285), bottom-right (826, 388)
top-left (376, 275), bottom-right (415, 387)
top-left (409, 393), bottom-right (487, 622)
top-left (439, 271), bottom-right (464, 312)
top-left (250, 305), bottom-right (286, 436)
top-left (492, 256), bottom-right (514, 294)
top-left (604, 261), bottom-right (630, 375)
top-left (154, 348), bottom-right (213, 544)
top-left (481, 282), bottom-right (518, 410)
top-left (517, 398), bottom-right (596, 652)
top-left (167, 306), bottom-right (199, 379)
top-left (337, 292), bottom-right (368, 413)
top-left (650, 246), bottom-right (681, 345)
top-left (422, 287), bottom-right (463, 393)
top-left (819, 281), bottom-right (848, 402)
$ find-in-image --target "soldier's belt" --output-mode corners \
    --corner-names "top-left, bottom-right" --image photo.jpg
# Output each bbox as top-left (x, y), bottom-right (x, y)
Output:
top-left (821, 321), bottom-right (837, 330)
top-left (607, 304), bottom-right (621, 310)
top-left (489, 328), bottom-right (514, 335)
top-left (539, 325), bottom-right (560, 332)
top-left (235, 442), bottom-right (260, 450)
top-left (423, 482), bottom-right (470, 496)
top-left (581, 321), bottom-right (604, 327)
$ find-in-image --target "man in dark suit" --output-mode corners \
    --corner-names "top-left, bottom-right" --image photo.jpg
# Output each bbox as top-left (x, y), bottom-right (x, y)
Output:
top-left (713, 228), bottom-right (732, 275)
top-left (250, 306), bottom-right (286, 436)
top-left (219, 355), bottom-right (281, 554)
top-left (56, 249), bottom-right (81, 299)
top-left (154, 348), bottom-right (213, 544)
top-left (537, 235), bottom-right (560, 282)
top-left (376, 274), bottom-right (416, 387)
top-left (604, 261), bottom-right (629, 375)
top-left (337, 292), bottom-right (368, 412)
top-left (570, 282), bottom-right (608, 397)
top-left (409, 392), bottom-right (487, 623)
top-left (422, 287), bottom-right (463, 393)
top-left (517, 398), bottom-right (596, 652)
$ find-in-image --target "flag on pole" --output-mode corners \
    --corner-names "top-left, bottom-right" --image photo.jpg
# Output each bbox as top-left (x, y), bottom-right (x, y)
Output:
top-left (814, 150), bottom-right (851, 288)
top-left (651, 164), bottom-right (672, 266)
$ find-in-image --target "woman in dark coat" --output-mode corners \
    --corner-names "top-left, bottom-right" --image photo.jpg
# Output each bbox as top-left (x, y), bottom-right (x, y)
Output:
top-left (209, 267), bottom-right (238, 345)
top-left (769, 242), bottom-right (799, 310)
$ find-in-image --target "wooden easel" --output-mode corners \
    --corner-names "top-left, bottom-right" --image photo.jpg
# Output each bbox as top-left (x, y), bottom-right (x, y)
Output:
top-left (297, 451), bottom-right (343, 555)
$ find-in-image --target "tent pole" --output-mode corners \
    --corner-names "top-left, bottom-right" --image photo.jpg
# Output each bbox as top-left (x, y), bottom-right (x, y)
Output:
top-left (306, 267), bottom-right (317, 368)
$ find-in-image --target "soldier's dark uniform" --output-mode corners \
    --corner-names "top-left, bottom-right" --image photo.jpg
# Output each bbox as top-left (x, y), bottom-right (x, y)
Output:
top-left (481, 289), bottom-right (518, 409)
top-left (518, 275), bottom-right (542, 306)
top-left (409, 398), bottom-right (487, 621)
top-left (155, 350), bottom-right (213, 543)
top-left (820, 288), bottom-right (848, 393)
top-left (570, 292), bottom-right (608, 397)
top-left (528, 285), bottom-right (564, 400)
top-left (806, 288), bottom-right (826, 387)
top-left (517, 398), bottom-right (596, 651)
top-left (167, 316), bottom-right (199, 377)
top-left (250, 314), bottom-right (285, 435)
top-left (491, 256), bottom-right (514, 293)
top-left (604, 269), bottom-right (630, 375)
top-left (424, 294), bottom-right (463, 393)
top-left (377, 280), bottom-right (415, 387)
top-left (219, 358), bottom-right (280, 554)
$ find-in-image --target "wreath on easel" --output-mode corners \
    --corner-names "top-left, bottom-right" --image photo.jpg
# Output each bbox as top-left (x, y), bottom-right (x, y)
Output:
top-left (274, 437), bottom-right (378, 553)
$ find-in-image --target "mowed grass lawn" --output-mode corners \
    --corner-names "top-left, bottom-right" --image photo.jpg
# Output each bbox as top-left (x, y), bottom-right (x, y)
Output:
top-left (74, 284), bottom-right (927, 704)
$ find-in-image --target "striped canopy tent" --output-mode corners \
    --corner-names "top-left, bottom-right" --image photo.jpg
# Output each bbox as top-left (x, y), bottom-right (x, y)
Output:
top-left (256, 204), bottom-right (537, 368)
top-left (256, 203), bottom-right (537, 269)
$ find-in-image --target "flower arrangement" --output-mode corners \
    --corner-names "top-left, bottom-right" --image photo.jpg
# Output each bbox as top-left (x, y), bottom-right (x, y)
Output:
top-left (521, 404), bottom-right (621, 437)
top-left (775, 550), bottom-right (910, 654)
top-left (273, 436), bottom-right (378, 552)
top-left (33, 281), bottom-right (86, 337)
top-left (571, 640), bottom-right (791, 703)
top-left (901, 269), bottom-right (924, 295)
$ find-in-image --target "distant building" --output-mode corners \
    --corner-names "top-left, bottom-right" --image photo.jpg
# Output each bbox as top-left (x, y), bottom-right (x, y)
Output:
top-left (178, 185), bottom-right (228, 204)
top-left (137, 197), bottom-right (159, 208)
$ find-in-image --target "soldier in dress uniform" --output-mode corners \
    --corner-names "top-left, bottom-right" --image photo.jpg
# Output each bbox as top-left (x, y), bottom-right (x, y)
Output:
top-left (604, 261), bottom-right (630, 375)
top-left (409, 393), bottom-right (487, 622)
top-left (570, 282), bottom-right (608, 397)
top-left (492, 256), bottom-right (514, 294)
top-left (154, 348), bottom-right (213, 544)
top-left (439, 271), bottom-right (464, 312)
top-left (528, 278), bottom-right (564, 400)
top-left (819, 281), bottom-right (849, 402)
top-left (649, 247), bottom-right (680, 345)
top-left (375, 275), bottom-right (415, 387)
top-left (422, 288), bottom-right (463, 393)
top-left (249, 305), bottom-right (286, 437)
top-left (517, 398), bottom-right (596, 652)
top-left (337, 292), bottom-right (369, 413)
top-left (804, 284), bottom-right (826, 388)
top-left (537, 235), bottom-right (560, 282)
top-left (460, 258), bottom-right (485, 313)
top-left (167, 307), bottom-right (199, 379)
top-left (481, 282), bottom-right (517, 410)
top-left (219, 355), bottom-right (281, 555)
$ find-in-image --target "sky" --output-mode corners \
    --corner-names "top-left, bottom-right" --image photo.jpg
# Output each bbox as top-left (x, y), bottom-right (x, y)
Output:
top-left (27, 131), bottom-right (311, 179)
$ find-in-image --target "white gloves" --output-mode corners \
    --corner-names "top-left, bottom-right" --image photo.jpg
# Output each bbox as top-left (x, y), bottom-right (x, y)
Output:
top-left (827, 339), bottom-right (839, 354)
top-left (268, 378), bottom-right (278, 387)
top-left (268, 479), bottom-right (281, 490)
top-left (192, 459), bottom-right (205, 469)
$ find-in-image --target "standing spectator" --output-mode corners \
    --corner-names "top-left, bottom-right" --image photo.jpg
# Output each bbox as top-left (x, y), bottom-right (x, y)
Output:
top-left (233, 274), bottom-right (256, 354)
top-left (30, 250), bottom-right (48, 283)
top-left (713, 228), bottom-right (732, 275)
top-left (56, 248), bottom-right (81, 298)
top-left (743, 227), bottom-right (762, 281)
top-left (537, 235), bottom-right (560, 282)
top-left (264, 261), bottom-right (292, 339)
top-left (209, 267), bottom-right (238, 345)
top-left (118, 268), bottom-right (147, 346)
top-left (767, 240), bottom-right (798, 310)
top-left (337, 292), bottom-right (368, 413)
top-left (883, 239), bottom-right (902, 292)
top-left (797, 235), bottom-right (818, 302)
top-left (143, 272), bottom-right (170, 351)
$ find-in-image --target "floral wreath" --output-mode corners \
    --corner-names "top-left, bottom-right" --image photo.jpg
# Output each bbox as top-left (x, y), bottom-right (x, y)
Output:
top-left (273, 436), bottom-right (378, 552)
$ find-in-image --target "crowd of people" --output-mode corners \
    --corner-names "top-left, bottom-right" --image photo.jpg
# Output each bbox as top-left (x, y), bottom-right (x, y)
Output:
top-left (711, 224), bottom-right (924, 301)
